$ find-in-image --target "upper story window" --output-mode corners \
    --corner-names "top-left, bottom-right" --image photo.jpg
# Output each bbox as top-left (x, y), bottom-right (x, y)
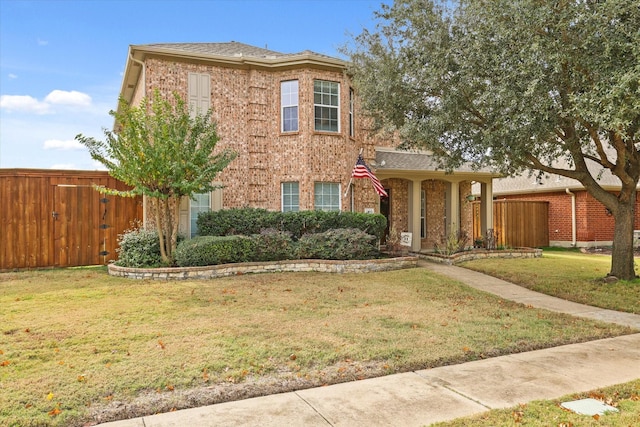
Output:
top-left (188, 73), bottom-right (211, 117)
top-left (314, 182), bottom-right (341, 211)
top-left (281, 182), bottom-right (299, 212)
top-left (314, 80), bottom-right (340, 133)
top-left (281, 80), bottom-right (299, 132)
top-left (349, 88), bottom-right (355, 137)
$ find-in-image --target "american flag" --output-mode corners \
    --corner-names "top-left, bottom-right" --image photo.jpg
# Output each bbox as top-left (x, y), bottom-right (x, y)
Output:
top-left (352, 155), bottom-right (388, 198)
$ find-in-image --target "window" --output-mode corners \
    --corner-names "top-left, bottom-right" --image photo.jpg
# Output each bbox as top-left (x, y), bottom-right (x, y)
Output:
top-left (282, 182), bottom-right (299, 212)
top-left (421, 189), bottom-right (426, 239)
top-left (190, 193), bottom-right (211, 237)
top-left (314, 182), bottom-right (341, 211)
top-left (349, 88), bottom-right (355, 137)
top-left (314, 80), bottom-right (339, 132)
top-left (188, 72), bottom-right (211, 117)
top-left (281, 80), bottom-right (298, 132)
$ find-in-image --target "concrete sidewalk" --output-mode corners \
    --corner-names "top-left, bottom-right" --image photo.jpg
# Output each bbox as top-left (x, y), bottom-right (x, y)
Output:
top-left (100, 262), bottom-right (640, 427)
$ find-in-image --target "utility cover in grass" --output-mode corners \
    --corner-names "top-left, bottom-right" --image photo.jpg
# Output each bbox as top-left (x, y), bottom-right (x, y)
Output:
top-left (560, 398), bottom-right (619, 416)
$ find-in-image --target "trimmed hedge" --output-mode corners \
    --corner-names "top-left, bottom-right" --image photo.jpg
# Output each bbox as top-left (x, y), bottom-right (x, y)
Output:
top-left (116, 228), bottom-right (164, 268)
top-left (175, 235), bottom-right (255, 267)
top-left (174, 228), bottom-right (380, 267)
top-left (296, 228), bottom-right (379, 260)
top-left (197, 208), bottom-right (387, 240)
top-left (250, 229), bottom-right (295, 262)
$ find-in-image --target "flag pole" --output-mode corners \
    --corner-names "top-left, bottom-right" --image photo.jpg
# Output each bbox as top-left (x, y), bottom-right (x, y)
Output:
top-left (344, 147), bottom-right (364, 197)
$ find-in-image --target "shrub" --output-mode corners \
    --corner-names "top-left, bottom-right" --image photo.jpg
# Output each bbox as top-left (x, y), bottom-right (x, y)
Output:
top-left (249, 229), bottom-right (295, 262)
top-left (196, 207), bottom-right (274, 236)
top-left (279, 210), bottom-right (326, 239)
top-left (296, 228), bottom-right (379, 260)
top-left (175, 235), bottom-right (255, 267)
top-left (198, 208), bottom-right (387, 241)
top-left (116, 227), bottom-right (164, 268)
top-left (434, 227), bottom-right (470, 255)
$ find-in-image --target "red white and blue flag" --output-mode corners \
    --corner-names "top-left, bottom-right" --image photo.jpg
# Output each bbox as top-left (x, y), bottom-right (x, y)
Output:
top-left (351, 155), bottom-right (388, 198)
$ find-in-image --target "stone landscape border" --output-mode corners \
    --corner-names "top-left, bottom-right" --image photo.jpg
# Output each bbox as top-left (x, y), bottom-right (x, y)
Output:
top-left (108, 256), bottom-right (419, 280)
top-left (416, 248), bottom-right (543, 265)
top-left (108, 249), bottom-right (541, 280)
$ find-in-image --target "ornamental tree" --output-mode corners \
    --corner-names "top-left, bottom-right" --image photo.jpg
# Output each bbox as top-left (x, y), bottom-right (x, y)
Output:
top-left (345, 0), bottom-right (640, 280)
top-left (76, 90), bottom-right (236, 263)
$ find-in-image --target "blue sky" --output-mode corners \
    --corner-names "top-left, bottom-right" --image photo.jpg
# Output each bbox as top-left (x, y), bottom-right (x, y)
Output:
top-left (0, 0), bottom-right (381, 169)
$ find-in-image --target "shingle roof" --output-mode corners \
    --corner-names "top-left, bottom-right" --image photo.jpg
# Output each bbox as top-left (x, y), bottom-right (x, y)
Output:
top-left (140, 41), bottom-right (287, 58)
top-left (491, 158), bottom-right (632, 195)
top-left (375, 149), bottom-right (496, 174)
top-left (134, 42), bottom-right (342, 62)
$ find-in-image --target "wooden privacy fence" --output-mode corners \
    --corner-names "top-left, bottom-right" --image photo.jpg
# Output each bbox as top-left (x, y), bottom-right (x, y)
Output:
top-left (473, 200), bottom-right (549, 248)
top-left (0, 169), bottom-right (143, 270)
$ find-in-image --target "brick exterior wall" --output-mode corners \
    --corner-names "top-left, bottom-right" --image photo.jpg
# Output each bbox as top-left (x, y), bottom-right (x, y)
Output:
top-left (142, 55), bottom-right (387, 213)
top-left (130, 51), bottom-right (476, 250)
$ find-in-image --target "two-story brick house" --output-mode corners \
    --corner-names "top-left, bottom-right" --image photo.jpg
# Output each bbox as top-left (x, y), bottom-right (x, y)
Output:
top-left (119, 42), bottom-right (498, 252)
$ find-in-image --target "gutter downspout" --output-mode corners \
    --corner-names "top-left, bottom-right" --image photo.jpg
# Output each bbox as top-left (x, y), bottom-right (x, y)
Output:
top-left (129, 53), bottom-right (147, 225)
top-left (566, 188), bottom-right (576, 246)
top-left (129, 53), bottom-right (146, 98)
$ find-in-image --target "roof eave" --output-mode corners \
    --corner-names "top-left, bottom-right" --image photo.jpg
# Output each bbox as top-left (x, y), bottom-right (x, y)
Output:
top-left (130, 44), bottom-right (346, 69)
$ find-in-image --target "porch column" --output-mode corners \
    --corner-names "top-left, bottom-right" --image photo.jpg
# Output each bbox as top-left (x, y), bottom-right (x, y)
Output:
top-left (409, 179), bottom-right (422, 252)
top-left (446, 181), bottom-right (460, 234)
top-left (480, 180), bottom-right (494, 235)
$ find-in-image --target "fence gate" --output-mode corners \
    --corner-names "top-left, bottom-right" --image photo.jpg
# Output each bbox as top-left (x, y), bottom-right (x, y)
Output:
top-left (0, 169), bottom-right (142, 270)
top-left (53, 184), bottom-right (109, 267)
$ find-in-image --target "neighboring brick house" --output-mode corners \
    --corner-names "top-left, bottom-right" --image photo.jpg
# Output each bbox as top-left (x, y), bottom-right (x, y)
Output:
top-left (119, 42), bottom-right (498, 251)
top-left (489, 171), bottom-right (640, 247)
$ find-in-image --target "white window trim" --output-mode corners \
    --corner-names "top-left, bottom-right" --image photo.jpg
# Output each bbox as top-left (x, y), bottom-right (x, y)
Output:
top-left (281, 80), bottom-right (299, 133)
top-left (281, 181), bottom-right (300, 212)
top-left (313, 80), bottom-right (340, 133)
top-left (349, 87), bottom-right (355, 138)
top-left (314, 182), bottom-right (342, 211)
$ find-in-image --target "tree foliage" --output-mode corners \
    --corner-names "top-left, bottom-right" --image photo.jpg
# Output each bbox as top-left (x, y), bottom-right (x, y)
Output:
top-left (346, 0), bottom-right (640, 279)
top-left (76, 90), bottom-right (236, 263)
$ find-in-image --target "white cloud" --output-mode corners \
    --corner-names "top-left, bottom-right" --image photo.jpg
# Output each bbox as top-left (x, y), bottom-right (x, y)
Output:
top-left (8, 73), bottom-right (17, 79)
top-left (0, 95), bottom-right (50, 114)
top-left (1, 90), bottom-right (93, 114)
top-left (37, 38), bottom-right (49, 46)
top-left (43, 139), bottom-right (84, 150)
top-left (44, 90), bottom-right (92, 106)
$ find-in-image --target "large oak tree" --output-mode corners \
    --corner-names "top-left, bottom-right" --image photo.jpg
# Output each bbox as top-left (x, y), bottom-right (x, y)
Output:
top-left (346, 0), bottom-right (640, 279)
top-left (76, 91), bottom-right (236, 263)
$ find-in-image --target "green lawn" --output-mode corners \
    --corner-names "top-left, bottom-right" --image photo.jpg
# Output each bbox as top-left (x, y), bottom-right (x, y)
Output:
top-left (0, 265), bottom-right (633, 426)
top-left (460, 251), bottom-right (640, 314)
top-left (433, 379), bottom-right (640, 427)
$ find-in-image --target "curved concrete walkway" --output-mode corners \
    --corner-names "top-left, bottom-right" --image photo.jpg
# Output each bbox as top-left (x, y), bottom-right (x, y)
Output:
top-left (100, 261), bottom-right (640, 427)
top-left (421, 261), bottom-right (640, 329)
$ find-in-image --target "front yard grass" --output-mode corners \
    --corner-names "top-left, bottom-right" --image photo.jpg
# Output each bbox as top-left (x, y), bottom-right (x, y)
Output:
top-left (0, 266), bottom-right (635, 426)
top-left (433, 378), bottom-right (640, 427)
top-left (460, 251), bottom-right (640, 314)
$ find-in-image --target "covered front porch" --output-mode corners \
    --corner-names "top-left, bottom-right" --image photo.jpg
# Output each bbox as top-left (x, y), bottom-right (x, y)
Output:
top-left (374, 149), bottom-right (499, 252)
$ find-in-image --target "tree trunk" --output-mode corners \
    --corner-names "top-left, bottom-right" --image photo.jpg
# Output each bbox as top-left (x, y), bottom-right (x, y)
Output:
top-left (162, 198), bottom-right (173, 261)
top-left (153, 197), bottom-right (169, 263)
top-left (610, 197), bottom-right (637, 280)
top-left (171, 196), bottom-right (181, 257)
